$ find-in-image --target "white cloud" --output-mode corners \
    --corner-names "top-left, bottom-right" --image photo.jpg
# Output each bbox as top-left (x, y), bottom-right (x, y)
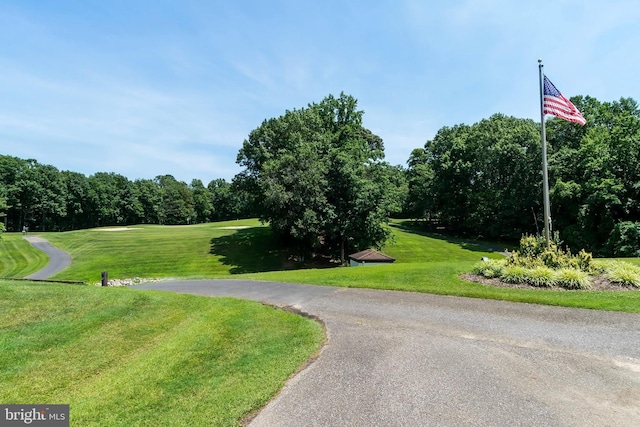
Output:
top-left (1, 0), bottom-right (639, 183)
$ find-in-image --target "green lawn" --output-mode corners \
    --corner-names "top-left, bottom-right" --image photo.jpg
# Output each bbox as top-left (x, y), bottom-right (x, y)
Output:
top-left (2, 219), bottom-right (639, 426)
top-left (0, 280), bottom-right (324, 426)
top-left (39, 219), bottom-right (276, 283)
top-left (5, 220), bottom-right (640, 313)
top-left (0, 232), bottom-right (49, 277)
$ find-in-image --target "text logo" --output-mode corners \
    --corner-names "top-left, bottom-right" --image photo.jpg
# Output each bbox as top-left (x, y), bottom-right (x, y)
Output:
top-left (1, 405), bottom-right (69, 426)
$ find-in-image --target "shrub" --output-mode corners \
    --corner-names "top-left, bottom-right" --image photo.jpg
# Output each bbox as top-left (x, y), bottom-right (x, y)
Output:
top-left (524, 267), bottom-right (556, 288)
top-left (574, 249), bottom-right (594, 273)
top-left (606, 261), bottom-right (640, 288)
top-left (472, 259), bottom-right (505, 278)
top-left (502, 266), bottom-right (528, 284)
top-left (554, 268), bottom-right (591, 290)
top-left (507, 233), bottom-right (595, 273)
top-left (605, 221), bottom-right (640, 257)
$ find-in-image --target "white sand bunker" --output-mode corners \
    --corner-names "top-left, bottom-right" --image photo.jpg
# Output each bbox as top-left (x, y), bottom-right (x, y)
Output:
top-left (96, 227), bottom-right (143, 232)
top-left (218, 226), bottom-right (251, 229)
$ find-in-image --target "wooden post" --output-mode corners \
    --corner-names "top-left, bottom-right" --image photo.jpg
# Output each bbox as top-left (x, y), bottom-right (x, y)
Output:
top-left (101, 271), bottom-right (108, 287)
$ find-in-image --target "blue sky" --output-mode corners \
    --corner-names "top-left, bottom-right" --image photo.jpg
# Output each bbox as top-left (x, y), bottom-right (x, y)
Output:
top-left (1, 0), bottom-right (639, 183)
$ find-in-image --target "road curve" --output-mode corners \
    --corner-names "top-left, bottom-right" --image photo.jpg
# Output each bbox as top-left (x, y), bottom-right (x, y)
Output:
top-left (24, 236), bottom-right (72, 279)
top-left (136, 280), bottom-right (640, 427)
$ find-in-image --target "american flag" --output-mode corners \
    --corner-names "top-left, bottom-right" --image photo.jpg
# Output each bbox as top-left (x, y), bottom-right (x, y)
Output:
top-left (543, 76), bottom-right (586, 125)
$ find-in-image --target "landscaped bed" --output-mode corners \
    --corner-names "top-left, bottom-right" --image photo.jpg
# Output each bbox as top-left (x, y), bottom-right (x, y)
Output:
top-left (461, 272), bottom-right (638, 292)
top-left (465, 234), bottom-right (640, 292)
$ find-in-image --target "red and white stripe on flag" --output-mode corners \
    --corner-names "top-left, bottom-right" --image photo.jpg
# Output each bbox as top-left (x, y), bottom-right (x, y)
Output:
top-left (543, 76), bottom-right (586, 125)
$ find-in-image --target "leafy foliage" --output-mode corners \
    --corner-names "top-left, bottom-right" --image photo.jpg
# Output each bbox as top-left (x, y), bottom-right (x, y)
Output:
top-left (524, 267), bottom-right (556, 288)
top-left (473, 234), bottom-right (598, 289)
top-left (0, 196), bottom-right (6, 238)
top-left (471, 259), bottom-right (505, 278)
top-left (473, 235), bottom-right (640, 290)
top-left (0, 154), bottom-right (253, 231)
top-left (236, 93), bottom-right (404, 262)
top-left (501, 266), bottom-right (528, 284)
top-left (548, 96), bottom-right (640, 255)
top-left (605, 261), bottom-right (640, 288)
top-left (606, 221), bottom-right (640, 257)
top-left (506, 234), bottom-right (595, 273)
top-left (554, 268), bottom-right (591, 290)
top-left (405, 114), bottom-right (541, 239)
top-left (406, 97), bottom-right (640, 255)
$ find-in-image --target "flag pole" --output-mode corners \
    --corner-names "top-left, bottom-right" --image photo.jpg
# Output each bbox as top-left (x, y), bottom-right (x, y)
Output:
top-left (538, 59), bottom-right (551, 246)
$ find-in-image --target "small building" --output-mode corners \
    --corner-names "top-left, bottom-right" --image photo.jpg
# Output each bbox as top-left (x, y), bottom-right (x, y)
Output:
top-left (348, 248), bottom-right (395, 267)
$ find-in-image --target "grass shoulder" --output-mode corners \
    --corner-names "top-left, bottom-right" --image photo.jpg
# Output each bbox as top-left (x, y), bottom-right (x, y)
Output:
top-left (0, 280), bottom-right (324, 426)
top-left (0, 233), bottom-right (49, 277)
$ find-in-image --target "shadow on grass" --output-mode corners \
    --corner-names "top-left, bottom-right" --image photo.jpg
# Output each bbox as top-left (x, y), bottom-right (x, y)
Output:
top-left (391, 220), bottom-right (513, 255)
top-left (210, 227), bottom-right (341, 274)
top-left (209, 227), bottom-right (289, 274)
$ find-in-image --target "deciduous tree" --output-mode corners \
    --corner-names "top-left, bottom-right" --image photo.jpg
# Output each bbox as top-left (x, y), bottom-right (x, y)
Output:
top-left (236, 93), bottom-right (401, 262)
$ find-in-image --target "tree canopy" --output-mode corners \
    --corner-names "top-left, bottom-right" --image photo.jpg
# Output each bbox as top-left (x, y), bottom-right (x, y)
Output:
top-left (3, 90), bottom-right (640, 257)
top-left (547, 96), bottom-right (640, 255)
top-left (406, 97), bottom-right (640, 256)
top-left (0, 155), bottom-right (252, 232)
top-left (406, 114), bottom-right (541, 239)
top-left (236, 93), bottom-right (403, 263)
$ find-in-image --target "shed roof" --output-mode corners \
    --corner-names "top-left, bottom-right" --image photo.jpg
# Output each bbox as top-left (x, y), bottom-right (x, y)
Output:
top-left (348, 248), bottom-right (395, 262)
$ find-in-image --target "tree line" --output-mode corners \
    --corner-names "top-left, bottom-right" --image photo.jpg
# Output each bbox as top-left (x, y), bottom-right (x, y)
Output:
top-left (406, 96), bottom-right (640, 257)
top-left (2, 92), bottom-right (639, 258)
top-left (0, 156), bottom-right (252, 232)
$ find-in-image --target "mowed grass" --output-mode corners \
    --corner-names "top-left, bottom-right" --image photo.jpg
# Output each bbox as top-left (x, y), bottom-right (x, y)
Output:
top-left (0, 233), bottom-right (49, 277)
top-left (0, 280), bottom-right (324, 426)
top-left (40, 219), bottom-right (278, 283)
top-left (240, 225), bottom-right (639, 312)
top-left (38, 221), bottom-right (500, 283)
top-left (16, 219), bottom-right (640, 312)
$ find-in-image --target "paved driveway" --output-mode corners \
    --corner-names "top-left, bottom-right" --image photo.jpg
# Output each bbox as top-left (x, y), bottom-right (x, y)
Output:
top-left (24, 236), bottom-right (72, 279)
top-left (136, 280), bottom-right (640, 427)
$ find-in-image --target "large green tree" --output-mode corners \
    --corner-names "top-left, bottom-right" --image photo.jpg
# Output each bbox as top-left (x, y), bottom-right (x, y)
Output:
top-left (87, 172), bottom-right (141, 227)
top-left (548, 96), bottom-right (640, 254)
top-left (407, 114), bottom-right (541, 239)
top-left (134, 178), bottom-right (162, 224)
top-left (190, 179), bottom-right (213, 223)
top-left (236, 93), bottom-right (402, 263)
top-left (155, 175), bottom-right (195, 225)
top-left (60, 171), bottom-right (91, 230)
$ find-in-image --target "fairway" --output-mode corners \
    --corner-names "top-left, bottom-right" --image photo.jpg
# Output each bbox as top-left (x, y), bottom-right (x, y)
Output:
top-left (39, 219), bottom-right (277, 283)
top-left (32, 220), bottom-right (502, 284)
top-left (5, 219), bottom-right (639, 312)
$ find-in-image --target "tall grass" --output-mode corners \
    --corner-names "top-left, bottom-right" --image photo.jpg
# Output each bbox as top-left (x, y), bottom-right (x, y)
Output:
top-left (606, 261), bottom-right (640, 288)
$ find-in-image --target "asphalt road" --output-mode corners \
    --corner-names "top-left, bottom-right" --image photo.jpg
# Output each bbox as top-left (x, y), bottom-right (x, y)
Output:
top-left (23, 236), bottom-right (72, 279)
top-left (136, 280), bottom-right (640, 427)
